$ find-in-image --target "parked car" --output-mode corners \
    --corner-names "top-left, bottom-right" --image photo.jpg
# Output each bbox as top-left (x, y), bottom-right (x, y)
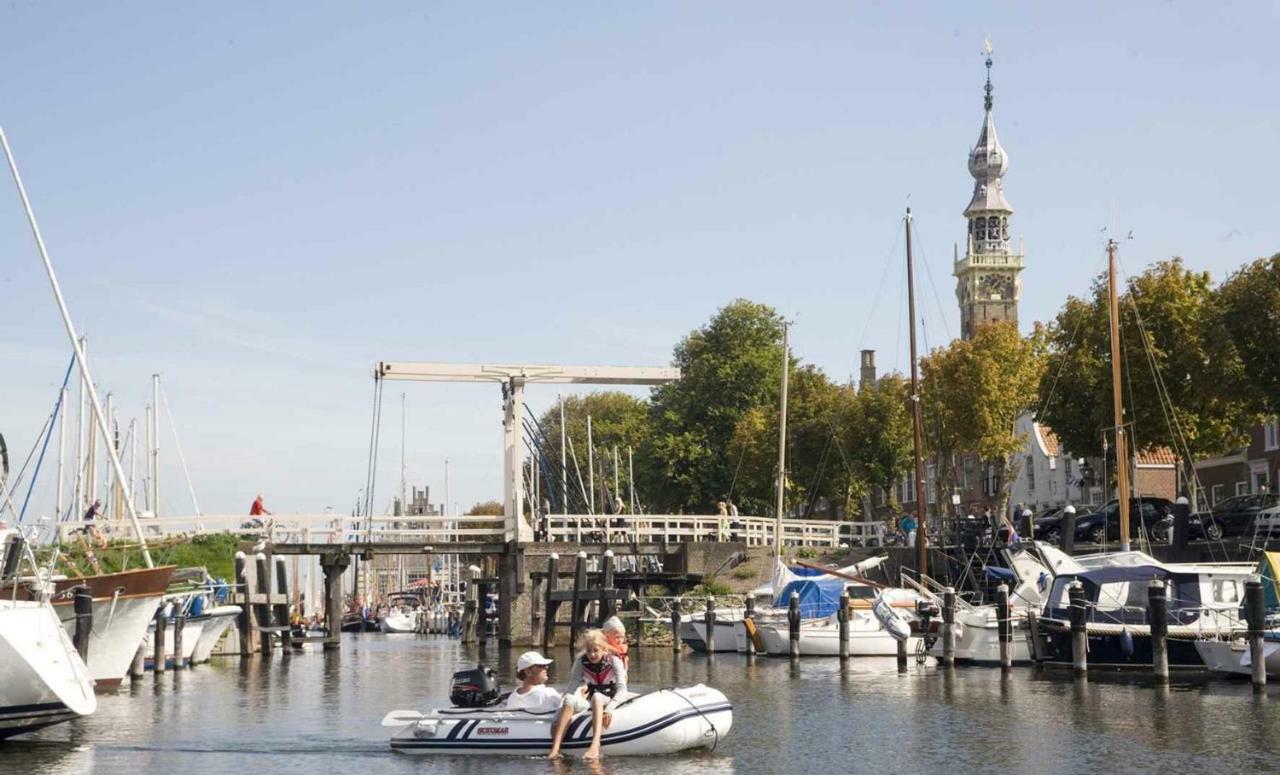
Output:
top-left (1031, 507), bottom-right (1076, 543)
top-left (1073, 497), bottom-right (1175, 544)
top-left (1191, 493), bottom-right (1280, 538)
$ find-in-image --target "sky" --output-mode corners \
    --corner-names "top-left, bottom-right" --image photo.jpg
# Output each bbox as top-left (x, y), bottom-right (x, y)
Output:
top-left (1, 2), bottom-right (1277, 521)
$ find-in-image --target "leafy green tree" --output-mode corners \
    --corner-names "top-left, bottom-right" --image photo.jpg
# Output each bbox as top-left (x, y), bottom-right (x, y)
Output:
top-left (924, 322), bottom-right (1046, 519)
top-left (1216, 253), bottom-right (1280, 415)
top-left (465, 500), bottom-right (504, 516)
top-left (645, 300), bottom-right (786, 514)
top-left (1039, 259), bottom-right (1255, 505)
top-left (845, 373), bottom-right (914, 516)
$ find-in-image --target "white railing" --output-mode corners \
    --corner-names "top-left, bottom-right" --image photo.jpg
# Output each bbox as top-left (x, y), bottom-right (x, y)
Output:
top-left (544, 514), bottom-right (885, 549)
top-left (55, 513), bottom-right (509, 545)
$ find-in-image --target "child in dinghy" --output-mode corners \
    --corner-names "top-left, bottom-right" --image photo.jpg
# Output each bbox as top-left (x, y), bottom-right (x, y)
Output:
top-left (547, 629), bottom-right (628, 761)
top-left (602, 616), bottom-right (629, 668)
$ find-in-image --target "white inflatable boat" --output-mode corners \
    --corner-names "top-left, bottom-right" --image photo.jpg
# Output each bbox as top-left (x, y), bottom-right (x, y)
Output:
top-left (386, 685), bottom-right (732, 756)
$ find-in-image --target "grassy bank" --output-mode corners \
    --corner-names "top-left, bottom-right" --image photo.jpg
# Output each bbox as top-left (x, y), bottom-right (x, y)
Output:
top-left (49, 533), bottom-right (242, 580)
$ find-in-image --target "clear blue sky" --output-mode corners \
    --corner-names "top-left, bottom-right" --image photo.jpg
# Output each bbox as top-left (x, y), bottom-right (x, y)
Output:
top-left (2, 2), bottom-right (1276, 519)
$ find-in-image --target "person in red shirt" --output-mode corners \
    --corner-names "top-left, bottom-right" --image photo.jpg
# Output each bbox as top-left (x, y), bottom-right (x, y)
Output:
top-left (250, 494), bottom-right (271, 516)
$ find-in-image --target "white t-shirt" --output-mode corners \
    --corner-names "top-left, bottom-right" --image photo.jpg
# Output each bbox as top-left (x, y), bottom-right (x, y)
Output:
top-left (504, 684), bottom-right (562, 713)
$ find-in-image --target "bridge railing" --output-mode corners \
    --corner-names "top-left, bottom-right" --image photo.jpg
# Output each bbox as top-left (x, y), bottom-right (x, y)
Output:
top-left (544, 514), bottom-right (885, 549)
top-left (55, 513), bottom-right (510, 545)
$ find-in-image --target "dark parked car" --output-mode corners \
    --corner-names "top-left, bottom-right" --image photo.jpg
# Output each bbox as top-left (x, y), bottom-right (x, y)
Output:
top-left (1192, 493), bottom-right (1280, 538)
top-left (1073, 497), bottom-right (1175, 544)
top-left (1030, 507), bottom-right (1073, 543)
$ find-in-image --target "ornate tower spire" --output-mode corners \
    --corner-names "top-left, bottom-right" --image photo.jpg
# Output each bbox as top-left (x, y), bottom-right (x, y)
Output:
top-left (954, 42), bottom-right (1024, 341)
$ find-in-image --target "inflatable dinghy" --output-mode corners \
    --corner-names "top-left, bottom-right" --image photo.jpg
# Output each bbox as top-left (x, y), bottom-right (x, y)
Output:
top-left (386, 684), bottom-right (731, 756)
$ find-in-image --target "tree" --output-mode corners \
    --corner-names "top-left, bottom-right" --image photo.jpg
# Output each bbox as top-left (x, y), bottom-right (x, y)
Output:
top-left (465, 500), bottom-right (504, 516)
top-left (924, 322), bottom-right (1046, 520)
top-left (1216, 253), bottom-right (1280, 415)
top-left (645, 300), bottom-right (786, 514)
top-left (531, 392), bottom-right (651, 513)
top-left (845, 373), bottom-right (914, 516)
top-left (1038, 259), bottom-right (1255, 504)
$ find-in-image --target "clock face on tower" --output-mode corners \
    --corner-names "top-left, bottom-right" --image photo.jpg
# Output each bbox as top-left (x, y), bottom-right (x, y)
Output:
top-left (978, 273), bottom-right (1014, 300)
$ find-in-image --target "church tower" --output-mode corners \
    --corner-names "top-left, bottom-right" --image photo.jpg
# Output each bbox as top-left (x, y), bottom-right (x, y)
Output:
top-left (955, 47), bottom-right (1023, 340)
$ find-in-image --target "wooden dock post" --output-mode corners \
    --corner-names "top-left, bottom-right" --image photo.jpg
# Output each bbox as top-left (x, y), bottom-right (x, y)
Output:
top-left (320, 554), bottom-right (349, 652)
top-left (704, 598), bottom-right (716, 657)
top-left (172, 612), bottom-right (186, 670)
top-left (72, 585), bottom-right (93, 662)
top-left (670, 597), bottom-right (682, 655)
top-left (153, 606), bottom-right (167, 674)
top-left (743, 595), bottom-right (756, 657)
top-left (601, 550), bottom-right (616, 622)
top-left (788, 591), bottom-right (801, 660)
top-left (1245, 578), bottom-right (1267, 691)
top-left (1068, 581), bottom-right (1087, 676)
top-left (837, 590), bottom-right (850, 660)
top-left (1148, 579), bottom-right (1168, 683)
top-left (996, 583), bottom-right (1012, 670)
top-left (255, 553), bottom-right (273, 657)
top-left (569, 551), bottom-right (587, 648)
top-left (941, 586), bottom-right (956, 667)
top-left (541, 553), bottom-right (559, 649)
top-left (235, 551), bottom-right (253, 657)
top-left (896, 637), bottom-right (908, 672)
top-left (461, 567), bottom-right (479, 645)
top-left (275, 557), bottom-right (292, 654)
top-left (476, 578), bottom-right (490, 652)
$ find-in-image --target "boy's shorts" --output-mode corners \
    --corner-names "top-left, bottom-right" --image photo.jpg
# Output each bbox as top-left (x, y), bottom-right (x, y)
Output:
top-left (562, 692), bottom-right (591, 714)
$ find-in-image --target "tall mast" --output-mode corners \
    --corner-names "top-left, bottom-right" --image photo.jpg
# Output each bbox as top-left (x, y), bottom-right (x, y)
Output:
top-left (587, 415), bottom-right (595, 514)
top-left (1, 128), bottom-right (153, 566)
top-left (151, 373), bottom-right (160, 518)
top-left (56, 385), bottom-right (67, 520)
top-left (559, 395), bottom-right (567, 512)
top-left (774, 322), bottom-right (790, 562)
top-left (906, 208), bottom-right (929, 575)
top-left (1107, 239), bottom-right (1131, 551)
top-left (399, 392), bottom-right (407, 516)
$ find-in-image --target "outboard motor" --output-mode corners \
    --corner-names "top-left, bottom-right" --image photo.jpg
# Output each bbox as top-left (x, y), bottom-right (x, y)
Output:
top-left (915, 599), bottom-right (941, 649)
top-left (1, 533), bottom-right (24, 580)
top-left (449, 666), bottom-right (500, 708)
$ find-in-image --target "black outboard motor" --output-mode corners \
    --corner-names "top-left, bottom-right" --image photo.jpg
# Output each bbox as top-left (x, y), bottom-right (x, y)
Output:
top-left (450, 666), bottom-right (500, 708)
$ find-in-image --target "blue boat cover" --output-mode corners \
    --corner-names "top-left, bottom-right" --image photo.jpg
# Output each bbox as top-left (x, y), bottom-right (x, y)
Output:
top-left (984, 566), bottom-right (1016, 583)
top-left (789, 565), bottom-right (829, 578)
top-left (775, 577), bottom-right (846, 619)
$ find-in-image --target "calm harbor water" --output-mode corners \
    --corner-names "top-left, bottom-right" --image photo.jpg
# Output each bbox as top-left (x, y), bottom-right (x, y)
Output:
top-left (5, 634), bottom-right (1278, 774)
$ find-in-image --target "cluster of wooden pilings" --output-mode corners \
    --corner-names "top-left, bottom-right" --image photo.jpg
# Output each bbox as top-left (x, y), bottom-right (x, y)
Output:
top-left (530, 550), bottom-right (639, 652)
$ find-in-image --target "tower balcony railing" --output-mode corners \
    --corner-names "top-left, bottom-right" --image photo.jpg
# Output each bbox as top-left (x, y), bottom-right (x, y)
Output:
top-left (954, 251), bottom-right (1025, 272)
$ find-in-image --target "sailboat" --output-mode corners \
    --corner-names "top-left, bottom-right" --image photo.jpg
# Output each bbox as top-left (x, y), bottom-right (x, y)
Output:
top-left (0, 530), bottom-right (97, 739)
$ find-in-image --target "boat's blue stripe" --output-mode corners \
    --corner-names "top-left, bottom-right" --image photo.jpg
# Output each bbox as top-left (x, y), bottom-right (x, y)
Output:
top-left (391, 702), bottom-right (732, 751)
top-left (0, 701), bottom-right (69, 718)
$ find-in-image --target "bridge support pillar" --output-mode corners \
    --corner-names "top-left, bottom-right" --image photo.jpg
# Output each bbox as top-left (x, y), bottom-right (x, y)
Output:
top-left (499, 542), bottom-right (530, 646)
top-left (320, 553), bottom-right (351, 651)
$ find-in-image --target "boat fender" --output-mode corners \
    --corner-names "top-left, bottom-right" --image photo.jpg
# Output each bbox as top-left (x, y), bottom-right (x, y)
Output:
top-left (413, 720), bottom-right (441, 739)
top-left (743, 617), bottom-right (765, 653)
top-left (872, 594), bottom-right (911, 643)
top-left (1119, 628), bottom-right (1134, 658)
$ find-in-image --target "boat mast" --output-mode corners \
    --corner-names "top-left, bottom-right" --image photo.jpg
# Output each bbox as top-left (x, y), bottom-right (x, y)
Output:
top-left (1107, 239), bottom-right (1132, 551)
top-left (774, 322), bottom-right (790, 563)
top-left (906, 208), bottom-right (929, 576)
top-left (0, 128), bottom-right (153, 567)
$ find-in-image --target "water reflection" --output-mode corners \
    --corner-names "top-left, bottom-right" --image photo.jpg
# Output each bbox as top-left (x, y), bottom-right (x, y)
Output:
top-left (3, 635), bottom-right (1278, 774)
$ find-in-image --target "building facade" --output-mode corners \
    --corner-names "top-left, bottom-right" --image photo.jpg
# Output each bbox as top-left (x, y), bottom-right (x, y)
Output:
top-left (1195, 417), bottom-right (1280, 505)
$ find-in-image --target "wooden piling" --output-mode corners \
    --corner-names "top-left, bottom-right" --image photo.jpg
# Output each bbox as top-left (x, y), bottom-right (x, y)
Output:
top-left (255, 553), bottom-right (273, 657)
top-left (743, 595), bottom-right (756, 657)
top-left (172, 612), bottom-right (186, 670)
top-left (942, 586), bottom-right (956, 667)
top-left (72, 585), bottom-right (93, 663)
top-left (1068, 581), bottom-right (1087, 676)
top-left (275, 557), bottom-right (292, 654)
top-left (542, 553), bottom-right (559, 650)
top-left (788, 591), bottom-right (800, 660)
top-left (896, 637), bottom-right (908, 672)
top-left (461, 567), bottom-right (479, 645)
top-left (996, 583), bottom-right (1012, 670)
top-left (837, 590), bottom-right (850, 660)
top-left (601, 550), bottom-right (616, 622)
top-left (1060, 507), bottom-right (1076, 554)
top-left (476, 579), bottom-right (490, 652)
top-left (235, 552), bottom-right (253, 657)
top-left (1148, 579), bottom-right (1168, 683)
top-left (321, 557), bottom-right (345, 652)
top-left (153, 606), bottom-right (167, 674)
top-left (704, 598), bottom-right (716, 657)
top-left (670, 597), bottom-right (682, 655)
top-left (1245, 578), bottom-right (1267, 691)
top-left (569, 551), bottom-right (587, 648)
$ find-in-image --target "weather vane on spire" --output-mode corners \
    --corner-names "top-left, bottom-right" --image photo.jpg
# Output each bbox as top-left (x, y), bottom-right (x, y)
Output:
top-left (983, 37), bottom-right (994, 112)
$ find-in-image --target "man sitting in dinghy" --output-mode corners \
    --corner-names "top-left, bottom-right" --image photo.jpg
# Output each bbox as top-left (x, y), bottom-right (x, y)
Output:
top-left (548, 629), bottom-right (628, 761)
top-left (504, 651), bottom-right (561, 713)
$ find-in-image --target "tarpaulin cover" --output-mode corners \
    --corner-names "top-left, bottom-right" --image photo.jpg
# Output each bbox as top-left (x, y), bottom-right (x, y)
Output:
top-left (774, 577), bottom-right (846, 619)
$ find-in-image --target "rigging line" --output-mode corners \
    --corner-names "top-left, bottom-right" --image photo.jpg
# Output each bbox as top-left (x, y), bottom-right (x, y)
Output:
top-left (18, 357), bottom-right (75, 522)
top-left (910, 219), bottom-right (954, 342)
top-left (725, 441), bottom-right (749, 501)
top-left (159, 383), bottom-right (201, 519)
top-left (1038, 252), bottom-right (1112, 420)
top-left (894, 254), bottom-right (907, 373)
top-left (853, 224), bottom-right (904, 355)
top-left (0, 407), bottom-right (57, 521)
top-left (362, 376), bottom-right (380, 519)
top-left (803, 434), bottom-right (834, 518)
top-left (365, 377), bottom-right (385, 538)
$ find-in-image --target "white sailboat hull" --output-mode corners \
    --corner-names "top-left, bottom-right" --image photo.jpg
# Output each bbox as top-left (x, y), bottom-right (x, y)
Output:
top-left (380, 610), bottom-right (420, 634)
top-left (190, 606), bottom-right (241, 663)
top-left (0, 600), bottom-right (96, 739)
top-left (143, 616), bottom-right (207, 669)
top-left (1195, 637), bottom-right (1280, 677)
top-left (757, 613), bottom-right (923, 657)
top-left (927, 608), bottom-right (1034, 664)
top-left (679, 613), bottom-right (742, 652)
top-left (53, 593), bottom-right (163, 687)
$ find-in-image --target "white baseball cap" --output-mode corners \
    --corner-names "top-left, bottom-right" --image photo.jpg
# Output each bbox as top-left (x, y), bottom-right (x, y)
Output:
top-left (516, 651), bottom-right (553, 671)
